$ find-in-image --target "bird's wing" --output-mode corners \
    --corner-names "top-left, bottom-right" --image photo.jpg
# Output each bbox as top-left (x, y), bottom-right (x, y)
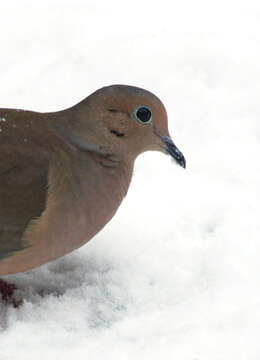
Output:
top-left (0, 119), bottom-right (50, 259)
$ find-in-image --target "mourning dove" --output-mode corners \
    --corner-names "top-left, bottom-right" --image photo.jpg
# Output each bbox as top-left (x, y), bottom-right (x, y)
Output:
top-left (0, 85), bottom-right (185, 279)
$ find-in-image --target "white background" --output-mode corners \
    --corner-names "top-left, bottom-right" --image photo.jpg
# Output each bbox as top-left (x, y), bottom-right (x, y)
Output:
top-left (0, 0), bottom-right (260, 359)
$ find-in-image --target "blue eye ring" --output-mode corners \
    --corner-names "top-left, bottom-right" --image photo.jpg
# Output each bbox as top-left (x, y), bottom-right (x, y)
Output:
top-left (134, 105), bottom-right (153, 125)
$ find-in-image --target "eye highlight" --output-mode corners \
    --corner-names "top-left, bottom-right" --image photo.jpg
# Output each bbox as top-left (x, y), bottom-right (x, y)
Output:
top-left (134, 106), bottom-right (152, 125)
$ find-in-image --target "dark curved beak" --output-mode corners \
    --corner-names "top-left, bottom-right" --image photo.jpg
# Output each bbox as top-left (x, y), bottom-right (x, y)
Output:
top-left (161, 135), bottom-right (186, 168)
top-left (154, 129), bottom-right (186, 168)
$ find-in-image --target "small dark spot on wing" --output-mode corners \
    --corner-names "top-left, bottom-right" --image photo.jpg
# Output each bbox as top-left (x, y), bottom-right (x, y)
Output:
top-left (0, 166), bottom-right (18, 177)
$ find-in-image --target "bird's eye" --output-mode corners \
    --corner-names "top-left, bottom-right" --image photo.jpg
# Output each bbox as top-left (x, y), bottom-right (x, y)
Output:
top-left (134, 106), bottom-right (152, 125)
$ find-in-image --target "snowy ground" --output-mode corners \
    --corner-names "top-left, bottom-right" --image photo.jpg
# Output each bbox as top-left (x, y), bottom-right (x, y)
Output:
top-left (0, 0), bottom-right (260, 359)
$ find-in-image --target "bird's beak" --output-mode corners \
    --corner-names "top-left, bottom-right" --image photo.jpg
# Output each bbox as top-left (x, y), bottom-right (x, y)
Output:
top-left (154, 129), bottom-right (186, 168)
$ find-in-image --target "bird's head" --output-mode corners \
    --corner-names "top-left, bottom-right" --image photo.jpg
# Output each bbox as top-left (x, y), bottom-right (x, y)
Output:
top-left (55, 85), bottom-right (186, 168)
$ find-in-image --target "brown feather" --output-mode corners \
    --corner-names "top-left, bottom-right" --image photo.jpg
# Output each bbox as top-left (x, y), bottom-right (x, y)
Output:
top-left (0, 85), bottom-right (184, 276)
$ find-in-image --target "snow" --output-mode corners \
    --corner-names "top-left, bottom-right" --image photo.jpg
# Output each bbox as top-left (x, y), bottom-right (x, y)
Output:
top-left (0, 0), bottom-right (260, 358)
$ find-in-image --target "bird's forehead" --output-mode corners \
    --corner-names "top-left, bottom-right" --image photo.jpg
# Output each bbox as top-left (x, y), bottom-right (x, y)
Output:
top-left (92, 85), bottom-right (168, 122)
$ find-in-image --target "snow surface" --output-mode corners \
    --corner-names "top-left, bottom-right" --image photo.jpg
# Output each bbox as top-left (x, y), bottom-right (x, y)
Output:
top-left (0, 0), bottom-right (260, 358)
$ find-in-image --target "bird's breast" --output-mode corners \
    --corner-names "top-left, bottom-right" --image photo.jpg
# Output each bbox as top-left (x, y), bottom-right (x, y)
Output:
top-left (0, 152), bottom-right (133, 275)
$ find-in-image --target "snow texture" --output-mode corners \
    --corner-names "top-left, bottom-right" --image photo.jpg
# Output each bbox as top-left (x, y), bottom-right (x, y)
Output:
top-left (0, 0), bottom-right (260, 359)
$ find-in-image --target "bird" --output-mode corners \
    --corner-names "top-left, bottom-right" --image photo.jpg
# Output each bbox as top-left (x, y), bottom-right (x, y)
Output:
top-left (0, 84), bottom-right (185, 303)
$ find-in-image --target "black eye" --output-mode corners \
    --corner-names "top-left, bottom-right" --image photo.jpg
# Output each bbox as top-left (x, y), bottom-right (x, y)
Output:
top-left (134, 106), bottom-right (152, 125)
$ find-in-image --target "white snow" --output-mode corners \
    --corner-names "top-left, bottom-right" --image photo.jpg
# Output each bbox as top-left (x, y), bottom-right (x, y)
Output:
top-left (0, 0), bottom-right (260, 359)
